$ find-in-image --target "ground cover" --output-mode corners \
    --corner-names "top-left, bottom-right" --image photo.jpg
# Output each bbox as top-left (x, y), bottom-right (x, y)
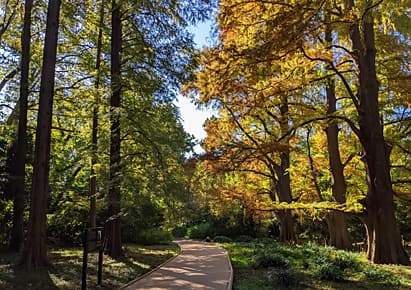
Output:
top-left (222, 239), bottom-right (411, 290)
top-left (0, 243), bottom-right (179, 289)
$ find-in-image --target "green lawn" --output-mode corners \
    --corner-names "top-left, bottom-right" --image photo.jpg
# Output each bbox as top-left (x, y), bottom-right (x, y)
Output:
top-left (221, 240), bottom-right (411, 290)
top-left (0, 243), bottom-right (179, 290)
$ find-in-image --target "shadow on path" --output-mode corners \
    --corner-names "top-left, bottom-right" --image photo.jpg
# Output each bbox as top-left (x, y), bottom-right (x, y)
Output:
top-left (120, 240), bottom-right (232, 290)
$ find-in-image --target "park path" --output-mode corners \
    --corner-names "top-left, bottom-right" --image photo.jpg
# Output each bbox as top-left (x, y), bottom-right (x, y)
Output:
top-left (119, 239), bottom-right (233, 290)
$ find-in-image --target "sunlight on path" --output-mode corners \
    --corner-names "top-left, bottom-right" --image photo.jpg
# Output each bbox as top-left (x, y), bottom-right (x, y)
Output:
top-left (119, 240), bottom-right (233, 290)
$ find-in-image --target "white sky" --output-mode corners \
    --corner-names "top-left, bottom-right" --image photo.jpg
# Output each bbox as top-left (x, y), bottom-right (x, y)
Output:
top-left (176, 21), bottom-right (215, 154)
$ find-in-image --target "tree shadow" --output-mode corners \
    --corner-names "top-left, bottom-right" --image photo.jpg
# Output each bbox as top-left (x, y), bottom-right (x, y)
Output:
top-left (0, 251), bottom-right (58, 290)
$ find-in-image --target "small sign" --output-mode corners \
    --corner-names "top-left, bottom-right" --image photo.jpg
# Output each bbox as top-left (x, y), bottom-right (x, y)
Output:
top-left (86, 227), bottom-right (103, 252)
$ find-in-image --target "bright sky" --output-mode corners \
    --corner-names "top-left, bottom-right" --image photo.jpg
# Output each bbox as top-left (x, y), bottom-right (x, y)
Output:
top-left (176, 21), bottom-right (215, 154)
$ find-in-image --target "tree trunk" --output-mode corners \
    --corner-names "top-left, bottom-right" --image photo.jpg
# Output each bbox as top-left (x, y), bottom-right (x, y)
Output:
top-left (10, 0), bottom-right (33, 252)
top-left (326, 212), bottom-right (351, 249)
top-left (106, 0), bottom-right (122, 258)
top-left (275, 96), bottom-right (294, 242)
top-left (89, 1), bottom-right (104, 228)
top-left (20, 0), bottom-right (61, 268)
top-left (324, 23), bottom-right (351, 249)
top-left (347, 0), bottom-right (409, 265)
top-left (277, 210), bottom-right (294, 242)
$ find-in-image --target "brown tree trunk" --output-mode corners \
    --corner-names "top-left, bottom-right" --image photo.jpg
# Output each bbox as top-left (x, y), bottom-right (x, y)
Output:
top-left (275, 96), bottom-right (294, 242)
top-left (347, 0), bottom-right (409, 265)
top-left (324, 23), bottom-right (351, 249)
top-left (10, 0), bottom-right (33, 252)
top-left (89, 1), bottom-right (104, 228)
top-left (326, 212), bottom-right (351, 249)
top-left (20, 0), bottom-right (61, 268)
top-left (106, 0), bottom-right (122, 258)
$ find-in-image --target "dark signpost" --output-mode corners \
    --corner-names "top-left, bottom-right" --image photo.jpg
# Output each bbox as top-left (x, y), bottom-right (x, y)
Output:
top-left (81, 227), bottom-right (104, 290)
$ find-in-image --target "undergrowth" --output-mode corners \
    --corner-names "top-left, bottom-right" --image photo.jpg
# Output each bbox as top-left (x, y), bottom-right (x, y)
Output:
top-left (0, 243), bottom-right (178, 290)
top-left (222, 240), bottom-right (411, 290)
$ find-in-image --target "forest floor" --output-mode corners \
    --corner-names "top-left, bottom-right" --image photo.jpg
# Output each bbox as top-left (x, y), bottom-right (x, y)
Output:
top-left (0, 243), bottom-right (179, 290)
top-left (222, 240), bottom-right (411, 290)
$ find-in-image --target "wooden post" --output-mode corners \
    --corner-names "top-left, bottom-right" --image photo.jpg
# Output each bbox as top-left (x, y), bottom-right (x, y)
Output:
top-left (98, 227), bottom-right (103, 285)
top-left (81, 229), bottom-right (88, 290)
top-left (98, 247), bottom-right (103, 285)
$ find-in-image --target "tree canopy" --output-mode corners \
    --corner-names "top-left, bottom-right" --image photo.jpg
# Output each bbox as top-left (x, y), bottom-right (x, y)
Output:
top-left (0, 0), bottom-right (410, 270)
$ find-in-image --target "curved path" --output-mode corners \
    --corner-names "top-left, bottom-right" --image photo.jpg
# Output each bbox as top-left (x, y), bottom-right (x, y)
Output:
top-left (119, 240), bottom-right (233, 290)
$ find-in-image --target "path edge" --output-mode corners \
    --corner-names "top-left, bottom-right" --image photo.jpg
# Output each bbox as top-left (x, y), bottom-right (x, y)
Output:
top-left (223, 246), bottom-right (233, 290)
top-left (116, 242), bottom-right (181, 290)
top-left (195, 239), bottom-right (234, 290)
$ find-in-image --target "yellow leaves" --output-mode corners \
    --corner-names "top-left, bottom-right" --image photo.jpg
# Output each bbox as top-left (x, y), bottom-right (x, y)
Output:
top-left (58, 190), bottom-right (89, 211)
top-left (255, 200), bottom-right (364, 214)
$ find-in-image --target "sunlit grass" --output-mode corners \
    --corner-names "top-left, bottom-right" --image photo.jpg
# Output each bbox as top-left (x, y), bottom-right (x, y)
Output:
top-left (0, 243), bottom-right (179, 290)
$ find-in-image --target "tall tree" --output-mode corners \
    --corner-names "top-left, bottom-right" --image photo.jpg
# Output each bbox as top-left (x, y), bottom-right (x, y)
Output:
top-left (10, 0), bottom-right (33, 252)
top-left (21, 0), bottom-right (61, 268)
top-left (323, 18), bottom-right (351, 250)
top-left (106, 0), bottom-right (122, 258)
top-left (345, 0), bottom-right (409, 265)
top-left (89, 0), bottom-right (104, 228)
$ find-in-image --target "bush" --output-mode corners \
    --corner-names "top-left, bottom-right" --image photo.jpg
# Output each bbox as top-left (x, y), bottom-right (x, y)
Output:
top-left (47, 211), bottom-right (86, 245)
top-left (0, 199), bottom-right (12, 247)
top-left (313, 261), bottom-right (345, 281)
top-left (267, 268), bottom-right (300, 287)
top-left (213, 235), bottom-right (232, 243)
top-left (310, 248), bottom-right (362, 281)
top-left (171, 226), bottom-right (187, 238)
top-left (253, 254), bottom-right (290, 269)
top-left (235, 235), bottom-right (254, 242)
top-left (363, 268), bottom-right (401, 286)
top-left (137, 228), bottom-right (172, 245)
top-left (187, 223), bottom-right (211, 240)
top-left (333, 250), bottom-right (361, 272)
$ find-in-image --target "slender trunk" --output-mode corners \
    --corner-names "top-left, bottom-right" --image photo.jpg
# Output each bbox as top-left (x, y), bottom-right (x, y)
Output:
top-left (21, 0), bottom-right (61, 268)
top-left (324, 22), bottom-right (351, 250)
top-left (347, 0), bottom-right (409, 264)
top-left (10, 0), bottom-right (33, 252)
top-left (89, 1), bottom-right (104, 228)
top-left (106, 0), bottom-right (122, 258)
top-left (276, 95), bottom-right (294, 242)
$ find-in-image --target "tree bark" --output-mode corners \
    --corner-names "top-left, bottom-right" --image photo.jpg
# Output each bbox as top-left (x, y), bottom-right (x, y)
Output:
top-left (275, 96), bottom-right (294, 242)
top-left (89, 1), bottom-right (104, 228)
top-left (10, 0), bottom-right (33, 252)
top-left (323, 22), bottom-right (351, 250)
top-left (20, 0), bottom-right (61, 268)
top-left (347, 0), bottom-right (409, 265)
top-left (106, 0), bottom-right (122, 258)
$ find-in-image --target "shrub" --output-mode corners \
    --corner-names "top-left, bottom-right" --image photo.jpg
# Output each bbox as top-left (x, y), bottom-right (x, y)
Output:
top-left (0, 199), bottom-right (13, 247)
top-left (310, 248), bottom-right (362, 281)
top-left (171, 226), bottom-right (187, 238)
top-left (267, 268), bottom-right (300, 287)
top-left (235, 235), bottom-right (254, 242)
top-left (47, 211), bottom-right (85, 245)
top-left (313, 261), bottom-right (344, 281)
top-left (137, 228), bottom-right (172, 245)
top-left (213, 235), bottom-right (232, 243)
top-left (253, 254), bottom-right (290, 269)
top-left (333, 250), bottom-right (362, 272)
top-left (363, 268), bottom-right (401, 286)
top-left (187, 223), bottom-right (211, 240)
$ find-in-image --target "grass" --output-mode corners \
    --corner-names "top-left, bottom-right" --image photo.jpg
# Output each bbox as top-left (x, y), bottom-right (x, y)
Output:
top-left (221, 240), bottom-right (411, 290)
top-left (0, 243), bottom-right (179, 290)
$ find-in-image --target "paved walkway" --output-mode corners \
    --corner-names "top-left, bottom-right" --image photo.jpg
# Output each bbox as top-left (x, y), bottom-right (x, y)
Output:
top-left (119, 240), bottom-right (233, 290)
